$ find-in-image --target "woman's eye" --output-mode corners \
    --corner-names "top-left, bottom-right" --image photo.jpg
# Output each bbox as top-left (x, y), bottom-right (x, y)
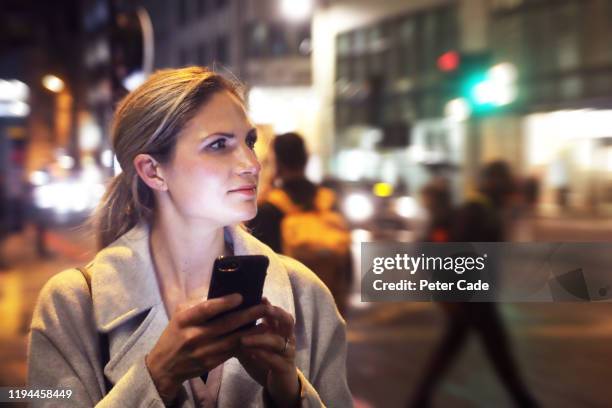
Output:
top-left (208, 138), bottom-right (227, 150)
top-left (246, 134), bottom-right (257, 149)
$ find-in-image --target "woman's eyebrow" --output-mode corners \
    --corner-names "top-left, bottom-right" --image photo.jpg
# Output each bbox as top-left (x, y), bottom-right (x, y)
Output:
top-left (199, 132), bottom-right (236, 142)
top-left (207, 132), bottom-right (235, 138)
top-left (201, 128), bottom-right (256, 141)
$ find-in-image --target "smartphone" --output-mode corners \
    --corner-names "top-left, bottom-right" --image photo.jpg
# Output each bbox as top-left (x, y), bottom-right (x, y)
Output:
top-left (207, 254), bottom-right (269, 329)
top-left (201, 255), bottom-right (268, 383)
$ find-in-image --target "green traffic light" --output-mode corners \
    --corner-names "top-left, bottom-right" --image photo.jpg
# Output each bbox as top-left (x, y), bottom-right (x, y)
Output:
top-left (467, 73), bottom-right (490, 104)
top-left (462, 63), bottom-right (518, 111)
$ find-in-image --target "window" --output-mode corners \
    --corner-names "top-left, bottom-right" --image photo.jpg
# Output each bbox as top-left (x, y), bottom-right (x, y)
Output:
top-left (269, 24), bottom-right (288, 56)
top-left (420, 11), bottom-right (438, 74)
top-left (397, 17), bottom-right (417, 78)
top-left (492, 13), bottom-right (524, 76)
top-left (366, 25), bottom-right (389, 77)
top-left (353, 29), bottom-right (367, 55)
top-left (554, 2), bottom-right (580, 71)
top-left (245, 22), bottom-right (290, 58)
top-left (334, 4), bottom-right (458, 126)
top-left (581, 0), bottom-right (609, 67)
top-left (337, 32), bottom-right (352, 57)
top-left (337, 59), bottom-right (351, 83)
top-left (245, 22), bottom-right (268, 58)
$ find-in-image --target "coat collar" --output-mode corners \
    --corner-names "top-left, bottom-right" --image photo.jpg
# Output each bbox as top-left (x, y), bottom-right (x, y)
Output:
top-left (89, 222), bottom-right (295, 332)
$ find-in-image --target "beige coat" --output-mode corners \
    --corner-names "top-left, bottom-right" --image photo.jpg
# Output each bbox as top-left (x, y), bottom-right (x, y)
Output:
top-left (28, 223), bottom-right (352, 407)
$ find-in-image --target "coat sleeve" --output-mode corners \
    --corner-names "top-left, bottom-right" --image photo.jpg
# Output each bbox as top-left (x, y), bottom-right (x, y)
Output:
top-left (27, 269), bottom-right (169, 408)
top-left (298, 318), bottom-right (352, 408)
top-left (280, 257), bottom-right (353, 408)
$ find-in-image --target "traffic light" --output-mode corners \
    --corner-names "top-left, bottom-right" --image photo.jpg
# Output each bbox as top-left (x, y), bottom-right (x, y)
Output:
top-left (462, 61), bottom-right (518, 113)
top-left (438, 51), bottom-right (518, 117)
top-left (437, 51), bottom-right (460, 73)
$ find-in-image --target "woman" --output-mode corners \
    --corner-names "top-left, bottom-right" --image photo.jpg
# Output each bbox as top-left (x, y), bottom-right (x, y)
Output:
top-left (28, 67), bottom-right (351, 407)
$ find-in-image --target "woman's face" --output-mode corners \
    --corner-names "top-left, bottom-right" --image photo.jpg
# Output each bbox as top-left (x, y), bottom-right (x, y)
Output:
top-left (160, 90), bottom-right (261, 226)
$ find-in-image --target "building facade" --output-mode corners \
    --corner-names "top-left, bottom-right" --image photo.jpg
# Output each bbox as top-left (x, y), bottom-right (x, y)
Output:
top-left (490, 0), bottom-right (612, 213)
top-left (313, 0), bottom-right (612, 213)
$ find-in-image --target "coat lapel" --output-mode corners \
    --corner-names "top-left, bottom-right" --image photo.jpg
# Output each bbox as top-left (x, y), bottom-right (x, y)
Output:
top-left (89, 222), bottom-right (163, 332)
top-left (88, 223), bottom-right (295, 407)
top-left (218, 226), bottom-right (296, 407)
top-left (85, 223), bottom-right (191, 404)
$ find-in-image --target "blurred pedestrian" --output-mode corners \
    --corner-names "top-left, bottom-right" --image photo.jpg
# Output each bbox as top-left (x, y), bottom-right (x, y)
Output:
top-left (419, 176), bottom-right (453, 243)
top-left (28, 67), bottom-right (351, 407)
top-left (549, 153), bottom-right (570, 210)
top-left (523, 175), bottom-right (540, 211)
top-left (27, 166), bottom-right (53, 258)
top-left (250, 132), bottom-right (352, 316)
top-left (409, 161), bottom-right (538, 408)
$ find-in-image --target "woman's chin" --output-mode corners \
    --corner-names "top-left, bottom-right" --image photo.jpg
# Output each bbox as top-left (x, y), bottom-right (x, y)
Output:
top-left (242, 210), bottom-right (258, 222)
top-left (234, 206), bottom-right (258, 223)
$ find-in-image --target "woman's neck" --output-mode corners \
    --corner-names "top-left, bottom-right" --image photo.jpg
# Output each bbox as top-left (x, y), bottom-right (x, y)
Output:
top-left (150, 217), bottom-right (228, 300)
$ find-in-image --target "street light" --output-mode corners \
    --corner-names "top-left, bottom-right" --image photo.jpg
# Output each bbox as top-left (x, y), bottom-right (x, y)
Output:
top-left (280, 0), bottom-right (313, 21)
top-left (42, 75), bottom-right (65, 93)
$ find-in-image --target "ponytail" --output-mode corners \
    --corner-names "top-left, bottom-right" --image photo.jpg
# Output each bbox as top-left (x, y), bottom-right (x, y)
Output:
top-left (93, 173), bottom-right (136, 249)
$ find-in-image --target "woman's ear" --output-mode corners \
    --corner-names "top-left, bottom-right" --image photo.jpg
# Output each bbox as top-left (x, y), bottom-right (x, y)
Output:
top-left (133, 154), bottom-right (168, 191)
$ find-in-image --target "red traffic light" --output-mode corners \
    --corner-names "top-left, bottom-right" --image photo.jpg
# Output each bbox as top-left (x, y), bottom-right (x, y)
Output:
top-left (437, 51), bottom-right (460, 72)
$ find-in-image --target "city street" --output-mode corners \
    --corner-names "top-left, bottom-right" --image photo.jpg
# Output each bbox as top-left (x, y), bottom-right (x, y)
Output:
top-left (0, 217), bottom-right (611, 407)
top-left (3, 0), bottom-right (612, 406)
top-left (347, 300), bottom-right (612, 407)
top-left (0, 224), bottom-right (95, 389)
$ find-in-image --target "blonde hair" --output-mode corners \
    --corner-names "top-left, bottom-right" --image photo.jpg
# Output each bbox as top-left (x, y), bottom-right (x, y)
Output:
top-left (93, 66), bottom-right (242, 249)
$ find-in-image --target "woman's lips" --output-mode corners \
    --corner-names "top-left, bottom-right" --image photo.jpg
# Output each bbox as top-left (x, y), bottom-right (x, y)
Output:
top-left (228, 186), bottom-right (257, 196)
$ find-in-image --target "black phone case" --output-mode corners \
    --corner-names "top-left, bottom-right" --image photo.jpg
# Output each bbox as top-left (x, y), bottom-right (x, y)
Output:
top-left (207, 255), bottom-right (269, 327)
top-left (201, 255), bottom-right (268, 383)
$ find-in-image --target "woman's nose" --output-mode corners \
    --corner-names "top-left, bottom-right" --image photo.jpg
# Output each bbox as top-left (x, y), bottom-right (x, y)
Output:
top-left (236, 145), bottom-right (261, 176)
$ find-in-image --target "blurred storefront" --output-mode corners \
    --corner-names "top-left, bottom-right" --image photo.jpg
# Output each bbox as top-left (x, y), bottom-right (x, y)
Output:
top-left (490, 0), bottom-right (612, 213)
top-left (312, 0), bottom-right (612, 214)
top-left (523, 110), bottom-right (612, 215)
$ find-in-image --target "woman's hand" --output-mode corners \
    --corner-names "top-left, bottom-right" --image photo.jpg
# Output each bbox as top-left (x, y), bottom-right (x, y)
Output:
top-left (145, 294), bottom-right (268, 405)
top-left (237, 298), bottom-right (300, 408)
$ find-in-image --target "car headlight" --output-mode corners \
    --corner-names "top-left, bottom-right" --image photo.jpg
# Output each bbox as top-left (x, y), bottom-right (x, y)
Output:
top-left (33, 181), bottom-right (106, 213)
top-left (33, 184), bottom-right (55, 209)
top-left (342, 193), bottom-right (374, 222)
